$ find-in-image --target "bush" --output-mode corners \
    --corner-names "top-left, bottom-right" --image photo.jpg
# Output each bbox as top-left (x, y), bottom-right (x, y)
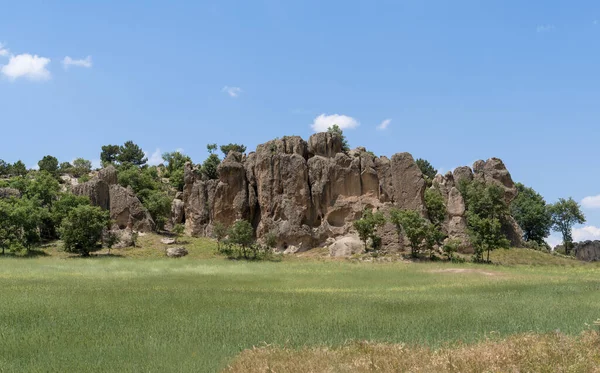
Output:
top-left (60, 205), bottom-right (109, 256)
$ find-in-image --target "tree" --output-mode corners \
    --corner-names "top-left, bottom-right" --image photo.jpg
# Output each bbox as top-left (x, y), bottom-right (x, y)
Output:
top-left (327, 125), bottom-right (350, 151)
top-left (0, 200), bottom-right (16, 254)
top-left (353, 208), bottom-right (386, 251)
top-left (172, 224), bottom-right (185, 243)
top-left (390, 209), bottom-right (427, 258)
top-left (425, 188), bottom-right (447, 227)
top-left (100, 144), bottom-right (120, 166)
top-left (202, 154), bottom-right (221, 180)
top-left (59, 162), bottom-right (73, 174)
top-left (228, 220), bottom-right (255, 258)
top-left (510, 183), bottom-right (552, 244)
top-left (38, 155), bottom-right (59, 175)
top-left (26, 171), bottom-right (60, 207)
top-left (416, 158), bottom-right (437, 180)
top-left (0, 159), bottom-right (8, 176)
top-left (10, 160), bottom-right (27, 176)
top-left (118, 141), bottom-right (147, 166)
top-left (143, 190), bottom-right (172, 231)
top-left (51, 193), bottom-right (91, 234)
top-left (423, 223), bottom-right (445, 259)
top-left (60, 205), bottom-right (109, 256)
top-left (207, 143), bottom-right (218, 154)
top-left (162, 151), bottom-right (191, 191)
top-left (72, 158), bottom-right (92, 177)
top-left (220, 143), bottom-right (247, 156)
top-left (549, 198), bottom-right (586, 255)
top-left (213, 221), bottom-right (228, 250)
top-left (461, 180), bottom-right (510, 262)
top-left (104, 231), bottom-right (119, 255)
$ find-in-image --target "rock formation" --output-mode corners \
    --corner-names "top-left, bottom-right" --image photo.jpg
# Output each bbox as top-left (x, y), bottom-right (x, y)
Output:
top-left (574, 241), bottom-right (600, 262)
top-left (72, 166), bottom-right (154, 232)
top-left (0, 187), bottom-right (21, 199)
top-left (177, 132), bottom-right (526, 253)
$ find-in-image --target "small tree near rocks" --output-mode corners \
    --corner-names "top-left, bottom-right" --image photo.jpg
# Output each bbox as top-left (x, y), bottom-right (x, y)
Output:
top-left (172, 224), bottom-right (185, 243)
top-left (104, 231), bottom-right (119, 255)
top-left (353, 208), bottom-right (386, 252)
top-left (60, 205), bottom-right (109, 256)
top-left (390, 209), bottom-right (427, 258)
top-left (212, 221), bottom-right (228, 250)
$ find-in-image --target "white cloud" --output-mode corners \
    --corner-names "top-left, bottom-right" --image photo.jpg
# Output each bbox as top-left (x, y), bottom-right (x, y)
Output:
top-left (377, 118), bottom-right (391, 131)
top-left (62, 56), bottom-right (92, 69)
top-left (545, 234), bottom-right (562, 249)
top-left (92, 159), bottom-right (102, 169)
top-left (310, 113), bottom-right (360, 132)
top-left (0, 43), bottom-right (9, 57)
top-left (573, 226), bottom-right (600, 242)
top-left (1, 53), bottom-right (51, 81)
top-left (145, 148), bottom-right (163, 166)
top-left (222, 86), bottom-right (242, 98)
top-left (581, 195), bottom-right (600, 209)
top-left (536, 25), bottom-right (555, 33)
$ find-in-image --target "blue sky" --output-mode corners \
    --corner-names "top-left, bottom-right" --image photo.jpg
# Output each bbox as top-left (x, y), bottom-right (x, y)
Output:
top-left (1, 0), bottom-right (599, 244)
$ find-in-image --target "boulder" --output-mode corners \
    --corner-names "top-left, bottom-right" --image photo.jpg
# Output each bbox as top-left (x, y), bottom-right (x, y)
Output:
top-left (109, 185), bottom-right (154, 232)
top-left (97, 165), bottom-right (118, 185)
top-left (388, 152), bottom-right (426, 212)
top-left (574, 241), bottom-right (600, 262)
top-left (473, 158), bottom-right (518, 204)
top-left (72, 179), bottom-right (110, 210)
top-left (0, 187), bottom-right (20, 199)
top-left (104, 229), bottom-right (136, 249)
top-left (166, 247), bottom-right (188, 258)
top-left (161, 238), bottom-right (176, 245)
top-left (453, 166), bottom-right (473, 185)
top-left (328, 235), bottom-right (364, 257)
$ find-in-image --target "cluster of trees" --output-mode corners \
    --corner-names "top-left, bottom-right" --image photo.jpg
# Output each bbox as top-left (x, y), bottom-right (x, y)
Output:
top-left (511, 182), bottom-right (586, 254)
top-left (213, 220), bottom-right (276, 260)
top-left (0, 170), bottom-right (109, 255)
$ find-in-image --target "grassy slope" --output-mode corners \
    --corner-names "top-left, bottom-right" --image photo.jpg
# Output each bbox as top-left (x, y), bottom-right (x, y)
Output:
top-left (1, 243), bottom-right (599, 372)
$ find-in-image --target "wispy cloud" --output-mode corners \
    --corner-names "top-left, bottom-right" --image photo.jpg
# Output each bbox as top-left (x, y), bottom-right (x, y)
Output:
top-left (145, 148), bottom-right (163, 166)
top-left (536, 25), bottom-right (555, 33)
top-left (0, 43), bottom-right (9, 57)
top-left (377, 118), bottom-right (391, 131)
top-left (1, 53), bottom-right (51, 81)
top-left (222, 86), bottom-right (242, 98)
top-left (310, 113), bottom-right (360, 132)
top-left (62, 56), bottom-right (92, 69)
top-left (582, 194), bottom-right (600, 209)
top-left (573, 225), bottom-right (600, 242)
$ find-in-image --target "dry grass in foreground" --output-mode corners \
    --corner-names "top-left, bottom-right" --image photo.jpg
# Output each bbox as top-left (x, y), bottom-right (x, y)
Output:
top-left (224, 331), bottom-right (600, 373)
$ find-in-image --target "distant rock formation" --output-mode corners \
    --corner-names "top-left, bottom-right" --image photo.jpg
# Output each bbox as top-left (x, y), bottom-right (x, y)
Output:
top-left (178, 133), bottom-right (524, 252)
top-left (0, 187), bottom-right (21, 199)
top-left (72, 165), bottom-right (154, 232)
top-left (574, 241), bottom-right (600, 262)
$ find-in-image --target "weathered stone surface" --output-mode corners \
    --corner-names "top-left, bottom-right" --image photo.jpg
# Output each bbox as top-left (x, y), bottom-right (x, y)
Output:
top-left (104, 229), bottom-right (135, 249)
top-left (171, 198), bottom-right (185, 225)
top-left (213, 152), bottom-right (249, 227)
top-left (328, 235), bottom-right (364, 257)
top-left (389, 152), bottom-right (426, 212)
top-left (166, 247), bottom-right (188, 258)
top-left (72, 179), bottom-right (110, 210)
top-left (97, 165), bottom-right (118, 185)
top-left (160, 237), bottom-right (176, 245)
top-left (307, 132), bottom-right (342, 158)
top-left (473, 158), bottom-right (518, 204)
top-left (0, 187), bottom-right (20, 199)
top-left (447, 187), bottom-right (465, 217)
top-left (574, 241), bottom-right (600, 262)
top-left (109, 185), bottom-right (154, 232)
top-left (453, 166), bottom-right (473, 185)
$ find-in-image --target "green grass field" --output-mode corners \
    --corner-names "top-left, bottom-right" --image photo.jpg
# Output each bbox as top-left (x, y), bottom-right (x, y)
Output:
top-left (1, 242), bottom-right (599, 372)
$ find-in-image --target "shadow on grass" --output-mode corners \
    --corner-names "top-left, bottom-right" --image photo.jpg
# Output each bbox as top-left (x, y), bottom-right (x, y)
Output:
top-left (0, 249), bottom-right (50, 258)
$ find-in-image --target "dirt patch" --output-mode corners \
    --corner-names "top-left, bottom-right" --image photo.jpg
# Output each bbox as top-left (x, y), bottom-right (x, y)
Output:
top-left (428, 268), bottom-right (502, 276)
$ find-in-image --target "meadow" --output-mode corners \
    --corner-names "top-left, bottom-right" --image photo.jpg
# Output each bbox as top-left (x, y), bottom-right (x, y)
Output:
top-left (1, 241), bottom-right (599, 372)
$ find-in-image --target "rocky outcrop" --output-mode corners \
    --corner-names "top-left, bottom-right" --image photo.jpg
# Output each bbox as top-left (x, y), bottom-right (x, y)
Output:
top-left (0, 187), bottom-right (21, 199)
top-left (329, 235), bottom-right (364, 257)
top-left (574, 241), bottom-right (600, 262)
top-left (109, 185), bottom-right (154, 232)
top-left (171, 199), bottom-right (185, 225)
top-left (72, 179), bottom-right (110, 210)
top-left (175, 132), bottom-right (523, 254)
top-left (73, 173), bottom-right (154, 232)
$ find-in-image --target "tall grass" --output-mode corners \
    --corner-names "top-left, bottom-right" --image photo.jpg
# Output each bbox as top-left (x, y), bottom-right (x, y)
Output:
top-left (0, 258), bottom-right (599, 372)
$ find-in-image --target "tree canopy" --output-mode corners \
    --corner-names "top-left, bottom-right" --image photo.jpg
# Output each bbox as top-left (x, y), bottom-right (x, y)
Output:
top-left (549, 198), bottom-right (585, 255)
top-left (416, 158), bottom-right (437, 180)
top-left (220, 143), bottom-right (247, 156)
top-left (510, 183), bottom-right (552, 244)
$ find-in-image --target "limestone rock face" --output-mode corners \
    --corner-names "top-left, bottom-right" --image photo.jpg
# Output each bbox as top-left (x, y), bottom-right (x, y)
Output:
top-left (72, 179), bottom-right (110, 210)
top-left (176, 133), bottom-right (522, 255)
top-left (171, 199), bottom-right (185, 225)
top-left (109, 185), bottom-right (154, 232)
top-left (97, 165), bottom-right (118, 185)
top-left (0, 188), bottom-right (21, 199)
top-left (574, 241), bottom-right (600, 262)
top-left (473, 158), bottom-right (517, 204)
